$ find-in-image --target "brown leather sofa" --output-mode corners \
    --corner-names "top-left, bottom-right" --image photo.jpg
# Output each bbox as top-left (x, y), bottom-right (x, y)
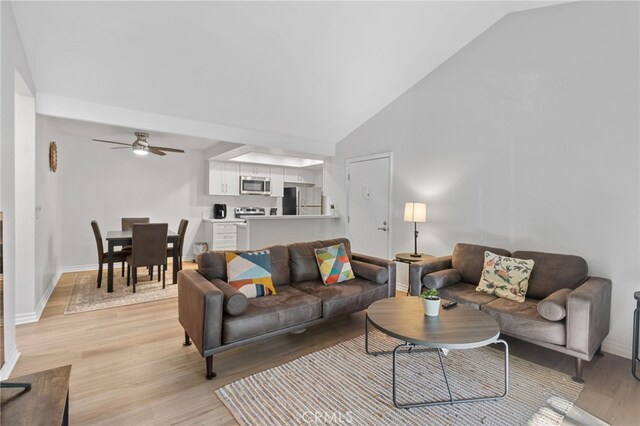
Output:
top-left (409, 243), bottom-right (611, 383)
top-left (178, 238), bottom-right (396, 379)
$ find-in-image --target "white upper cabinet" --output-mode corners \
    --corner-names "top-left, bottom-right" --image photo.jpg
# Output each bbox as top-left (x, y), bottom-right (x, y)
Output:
top-left (209, 161), bottom-right (240, 195)
top-left (284, 167), bottom-right (315, 184)
top-left (240, 163), bottom-right (270, 178)
top-left (270, 167), bottom-right (284, 197)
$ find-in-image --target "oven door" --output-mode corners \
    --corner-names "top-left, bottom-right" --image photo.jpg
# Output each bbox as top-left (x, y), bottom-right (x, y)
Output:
top-left (240, 176), bottom-right (271, 195)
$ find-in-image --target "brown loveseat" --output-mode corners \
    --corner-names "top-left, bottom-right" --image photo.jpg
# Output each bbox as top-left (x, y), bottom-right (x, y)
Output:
top-left (409, 243), bottom-right (611, 382)
top-left (178, 238), bottom-right (396, 379)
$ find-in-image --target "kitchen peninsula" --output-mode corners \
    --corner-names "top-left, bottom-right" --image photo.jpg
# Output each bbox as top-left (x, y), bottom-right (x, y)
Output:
top-left (236, 215), bottom-right (342, 250)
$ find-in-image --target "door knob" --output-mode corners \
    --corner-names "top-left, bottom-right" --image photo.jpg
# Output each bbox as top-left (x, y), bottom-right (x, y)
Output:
top-left (377, 226), bottom-right (388, 231)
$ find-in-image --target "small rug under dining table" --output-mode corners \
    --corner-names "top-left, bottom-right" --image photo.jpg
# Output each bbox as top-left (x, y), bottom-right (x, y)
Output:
top-left (64, 267), bottom-right (177, 314)
top-left (216, 331), bottom-right (584, 426)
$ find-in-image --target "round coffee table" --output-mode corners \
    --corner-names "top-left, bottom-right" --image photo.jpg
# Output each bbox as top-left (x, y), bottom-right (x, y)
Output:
top-left (365, 296), bottom-right (509, 409)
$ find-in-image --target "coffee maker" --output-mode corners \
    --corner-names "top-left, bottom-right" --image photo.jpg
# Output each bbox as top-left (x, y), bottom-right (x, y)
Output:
top-left (213, 204), bottom-right (227, 219)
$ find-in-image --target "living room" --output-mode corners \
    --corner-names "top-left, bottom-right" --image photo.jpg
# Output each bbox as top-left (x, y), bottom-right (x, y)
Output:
top-left (1, 1), bottom-right (639, 425)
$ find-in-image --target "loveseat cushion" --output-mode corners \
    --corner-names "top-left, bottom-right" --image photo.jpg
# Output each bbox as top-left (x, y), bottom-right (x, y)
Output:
top-left (537, 288), bottom-right (572, 321)
top-left (198, 251), bottom-right (227, 281)
top-left (289, 238), bottom-right (352, 283)
top-left (293, 277), bottom-right (387, 318)
top-left (481, 298), bottom-right (566, 346)
top-left (211, 279), bottom-right (248, 316)
top-left (452, 243), bottom-right (510, 284)
top-left (511, 251), bottom-right (587, 299)
top-left (351, 260), bottom-right (388, 284)
top-left (221, 286), bottom-right (321, 344)
top-left (422, 269), bottom-right (461, 290)
top-left (438, 282), bottom-right (497, 309)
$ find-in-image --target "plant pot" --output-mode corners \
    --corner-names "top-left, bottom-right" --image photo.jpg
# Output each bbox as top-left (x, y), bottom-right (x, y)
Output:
top-left (423, 297), bottom-right (441, 317)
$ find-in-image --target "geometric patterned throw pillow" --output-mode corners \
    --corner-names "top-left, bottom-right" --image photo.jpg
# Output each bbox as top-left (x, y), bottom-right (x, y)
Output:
top-left (314, 243), bottom-right (355, 285)
top-left (476, 251), bottom-right (535, 303)
top-left (225, 250), bottom-right (276, 298)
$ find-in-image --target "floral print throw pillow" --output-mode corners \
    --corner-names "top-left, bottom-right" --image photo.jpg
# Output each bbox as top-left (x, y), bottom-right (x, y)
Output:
top-left (476, 251), bottom-right (535, 303)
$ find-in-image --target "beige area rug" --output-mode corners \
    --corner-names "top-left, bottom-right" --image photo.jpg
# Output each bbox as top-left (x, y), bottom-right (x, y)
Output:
top-left (64, 268), bottom-right (177, 315)
top-left (216, 331), bottom-right (584, 426)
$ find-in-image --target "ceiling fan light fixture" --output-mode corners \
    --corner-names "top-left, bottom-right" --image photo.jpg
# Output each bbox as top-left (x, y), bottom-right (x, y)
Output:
top-left (133, 145), bottom-right (148, 156)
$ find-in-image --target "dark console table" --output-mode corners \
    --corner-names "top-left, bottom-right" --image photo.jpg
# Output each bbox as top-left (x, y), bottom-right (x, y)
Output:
top-left (633, 291), bottom-right (640, 380)
top-left (1, 365), bottom-right (71, 425)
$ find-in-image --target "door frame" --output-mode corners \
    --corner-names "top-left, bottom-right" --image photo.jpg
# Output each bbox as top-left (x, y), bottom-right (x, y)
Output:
top-left (345, 152), bottom-right (393, 260)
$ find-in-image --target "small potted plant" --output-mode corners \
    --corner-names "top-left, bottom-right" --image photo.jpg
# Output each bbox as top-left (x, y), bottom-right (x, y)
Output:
top-left (420, 288), bottom-right (441, 317)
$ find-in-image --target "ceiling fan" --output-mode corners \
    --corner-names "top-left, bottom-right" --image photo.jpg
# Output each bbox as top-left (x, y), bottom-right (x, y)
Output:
top-left (92, 132), bottom-right (185, 156)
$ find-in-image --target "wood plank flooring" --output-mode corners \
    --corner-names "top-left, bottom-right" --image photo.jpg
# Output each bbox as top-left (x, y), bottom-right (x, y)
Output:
top-left (10, 265), bottom-right (640, 425)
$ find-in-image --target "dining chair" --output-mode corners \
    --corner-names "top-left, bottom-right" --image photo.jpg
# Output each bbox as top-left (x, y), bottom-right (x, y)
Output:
top-left (126, 223), bottom-right (168, 293)
top-left (167, 219), bottom-right (189, 272)
top-left (91, 220), bottom-right (127, 288)
top-left (121, 217), bottom-right (150, 231)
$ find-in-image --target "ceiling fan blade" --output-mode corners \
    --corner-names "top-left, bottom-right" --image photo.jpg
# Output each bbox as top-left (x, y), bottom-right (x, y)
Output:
top-left (148, 147), bottom-right (167, 156)
top-left (92, 139), bottom-right (132, 147)
top-left (148, 145), bottom-right (185, 153)
top-left (110, 147), bottom-right (131, 150)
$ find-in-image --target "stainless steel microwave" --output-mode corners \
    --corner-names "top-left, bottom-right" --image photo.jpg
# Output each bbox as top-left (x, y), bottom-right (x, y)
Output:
top-left (240, 176), bottom-right (271, 195)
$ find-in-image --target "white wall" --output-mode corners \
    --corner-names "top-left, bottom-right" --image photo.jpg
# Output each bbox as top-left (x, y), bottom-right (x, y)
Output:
top-left (326, 2), bottom-right (639, 357)
top-left (0, 2), bottom-right (37, 378)
top-left (55, 132), bottom-right (278, 269)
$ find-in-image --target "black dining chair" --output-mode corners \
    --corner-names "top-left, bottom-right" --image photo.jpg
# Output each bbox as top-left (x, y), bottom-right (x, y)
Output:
top-left (167, 219), bottom-right (189, 272)
top-left (126, 223), bottom-right (168, 293)
top-left (91, 220), bottom-right (127, 288)
top-left (121, 217), bottom-right (150, 231)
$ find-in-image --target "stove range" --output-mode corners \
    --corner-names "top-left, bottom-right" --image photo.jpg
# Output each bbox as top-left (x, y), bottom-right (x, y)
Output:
top-left (234, 207), bottom-right (266, 218)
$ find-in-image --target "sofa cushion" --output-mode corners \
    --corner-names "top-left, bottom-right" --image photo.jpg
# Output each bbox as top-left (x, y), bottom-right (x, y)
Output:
top-left (422, 269), bottom-right (462, 290)
top-left (476, 251), bottom-right (535, 303)
top-left (511, 251), bottom-right (588, 299)
top-left (351, 260), bottom-right (388, 284)
top-left (292, 277), bottom-right (387, 318)
top-left (198, 251), bottom-right (227, 281)
top-left (314, 243), bottom-right (355, 285)
top-left (481, 298), bottom-right (566, 346)
top-left (452, 243), bottom-right (511, 284)
top-left (537, 288), bottom-right (572, 321)
top-left (211, 279), bottom-right (248, 316)
top-left (221, 286), bottom-right (322, 344)
top-left (289, 238), bottom-right (352, 283)
top-left (226, 250), bottom-right (276, 298)
top-left (437, 282), bottom-right (497, 310)
top-left (267, 245), bottom-right (291, 287)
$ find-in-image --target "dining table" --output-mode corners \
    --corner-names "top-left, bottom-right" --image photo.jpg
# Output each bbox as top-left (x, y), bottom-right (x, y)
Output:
top-left (105, 229), bottom-right (180, 293)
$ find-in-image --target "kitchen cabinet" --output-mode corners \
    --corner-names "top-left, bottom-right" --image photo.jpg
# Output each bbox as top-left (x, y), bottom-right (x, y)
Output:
top-left (204, 220), bottom-right (244, 250)
top-left (270, 166), bottom-right (284, 197)
top-left (208, 161), bottom-right (239, 195)
top-left (284, 167), bottom-right (315, 184)
top-left (240, 163), bottom-right (270, 178)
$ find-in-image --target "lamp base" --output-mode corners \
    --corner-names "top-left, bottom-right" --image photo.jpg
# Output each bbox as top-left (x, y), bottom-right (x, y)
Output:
top-left (410, 253), bottom-right (421, 258)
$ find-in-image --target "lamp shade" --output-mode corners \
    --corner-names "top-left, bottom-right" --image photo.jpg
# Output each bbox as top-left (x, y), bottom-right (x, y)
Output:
top-left (404, 202), bottom-right (427, 222)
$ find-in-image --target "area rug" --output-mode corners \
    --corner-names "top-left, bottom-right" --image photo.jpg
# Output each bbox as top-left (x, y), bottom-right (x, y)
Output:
top-left (216, 331), bottom-right (584, 426)
top-left (64, 268), bottom-right (177, 315)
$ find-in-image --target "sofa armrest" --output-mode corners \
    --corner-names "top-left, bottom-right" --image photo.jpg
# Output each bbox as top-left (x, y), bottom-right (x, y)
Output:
top-left (352, 253), bottom-right (396, 297)
top-left (566, 277), bottom-right (612, 358)
top-left (178, 270), bottom-right (224, 356)
top-left (409, 256), bottom-right (453, 296)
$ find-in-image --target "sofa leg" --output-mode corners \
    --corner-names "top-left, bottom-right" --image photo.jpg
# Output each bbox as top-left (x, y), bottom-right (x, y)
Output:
top-left (183, 331), bottom-right (192, 346)
top-left (206, 355), bottom-right (216, 380)
top-left (572, 358), bottom-right (585, 383)
top-left (595, 345), bottom-right (604, 357)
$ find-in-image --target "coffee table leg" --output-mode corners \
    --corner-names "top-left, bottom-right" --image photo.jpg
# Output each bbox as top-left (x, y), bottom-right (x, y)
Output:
top-left (392, 339), bottom-right (509, 409)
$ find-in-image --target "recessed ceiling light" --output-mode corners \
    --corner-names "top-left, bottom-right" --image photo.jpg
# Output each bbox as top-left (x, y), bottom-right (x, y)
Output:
top-left (228, 153), bottom-right (323, 168)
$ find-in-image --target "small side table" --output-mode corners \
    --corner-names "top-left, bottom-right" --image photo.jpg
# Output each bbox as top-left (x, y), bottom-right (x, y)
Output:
top-left (394, 252), bottom-right (435, 296)
top-left (633, 291), bottom-right (640, 381)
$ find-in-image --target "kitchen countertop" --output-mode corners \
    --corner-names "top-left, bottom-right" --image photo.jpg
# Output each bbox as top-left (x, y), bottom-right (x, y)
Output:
top-left (202, 217), bottom-right (246, 223)
top-left (242, 215), bottom-right (340, 220)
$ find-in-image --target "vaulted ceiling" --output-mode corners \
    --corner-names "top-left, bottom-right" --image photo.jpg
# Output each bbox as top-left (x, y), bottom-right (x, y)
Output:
top-left (12, 1), bottom-right (556, 154)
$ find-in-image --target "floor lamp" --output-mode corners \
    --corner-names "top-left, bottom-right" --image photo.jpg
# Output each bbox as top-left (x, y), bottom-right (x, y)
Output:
top-left (404, 202), bottom-right (427, 257)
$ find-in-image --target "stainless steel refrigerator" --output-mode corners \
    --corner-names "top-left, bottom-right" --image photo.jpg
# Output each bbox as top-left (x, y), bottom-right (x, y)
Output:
top-left (283, 187), bottom-right (323, 215)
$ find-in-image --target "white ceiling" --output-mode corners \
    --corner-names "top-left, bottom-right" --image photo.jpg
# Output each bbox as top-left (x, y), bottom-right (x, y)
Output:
top-left (13, 1), bottom-right (555, 150)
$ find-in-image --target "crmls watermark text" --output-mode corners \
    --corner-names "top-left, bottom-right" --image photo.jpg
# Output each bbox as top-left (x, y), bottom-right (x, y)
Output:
top-left (300, 411), bottom-right (354, 424)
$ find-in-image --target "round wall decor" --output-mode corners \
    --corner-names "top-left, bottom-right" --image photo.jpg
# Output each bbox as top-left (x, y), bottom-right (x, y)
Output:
top-left (49, 141), bottom-right (58, 172)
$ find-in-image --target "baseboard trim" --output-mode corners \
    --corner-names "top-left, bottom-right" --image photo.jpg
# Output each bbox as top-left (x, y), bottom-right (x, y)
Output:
top-left (15, 270), bottom-right (61, 325)
top-left (0, 347), bottom-right (21, 380)
top-left (396, 282), bottom-right (408, 294)
top-left (59, 263), bottom-right (101, 273)
top-left (602, 340), bottom-right (632, 360)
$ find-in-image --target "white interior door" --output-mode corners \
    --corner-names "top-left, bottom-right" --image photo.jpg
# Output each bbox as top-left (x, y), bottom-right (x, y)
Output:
top-left (346, 154), bottom-right (391, 259)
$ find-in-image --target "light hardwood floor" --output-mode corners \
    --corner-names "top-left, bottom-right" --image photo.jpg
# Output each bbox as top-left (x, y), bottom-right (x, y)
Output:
top-left (11, 266), bottom-right (640, 425)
